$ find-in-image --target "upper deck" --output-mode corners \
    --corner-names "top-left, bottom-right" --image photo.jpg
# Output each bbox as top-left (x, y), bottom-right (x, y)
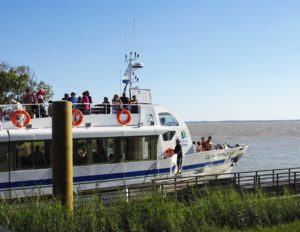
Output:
top-left (0, 102), bottom-right (180, 131)
top-left (1, 103), bottom-right (148, 130)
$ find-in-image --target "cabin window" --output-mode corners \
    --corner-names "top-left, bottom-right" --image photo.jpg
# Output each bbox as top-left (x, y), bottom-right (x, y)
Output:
top-left (16, 141), bottom-right (32, 169)
top-left (0, 143), bottom-right (9, 172)
top-left (162, 131), bottom-right (176, 141)
top-left (107, 138), bottom-right (123, 162)
top-left (91, 138), bottom-right (107, 164)
top-left (10, 140), bottom-right (50, 170)
top-left (32, 141), bottom-right (48, 168)
top-left (7, 135), bottom-right (158, 169)
top-left (158, 112), bottom-right (179, 126)
top-left (73, 139), bottom-right (88, 166)
top-left (74, 136), bottom-right (158, 166)
top-left (123, 136), bottom-right (157, 161)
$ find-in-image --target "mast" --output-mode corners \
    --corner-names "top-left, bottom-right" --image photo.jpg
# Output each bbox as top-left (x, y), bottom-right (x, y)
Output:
top-left (122, 52), bottom-right (143, 99)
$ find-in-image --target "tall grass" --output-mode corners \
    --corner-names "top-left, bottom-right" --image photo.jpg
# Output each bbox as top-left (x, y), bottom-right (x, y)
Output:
top-left (0, 189), bottom-right (299, 231)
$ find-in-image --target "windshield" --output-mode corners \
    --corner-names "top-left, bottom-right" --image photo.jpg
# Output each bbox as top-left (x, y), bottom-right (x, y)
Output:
top-left (158, 112), bottom-right (179, 126)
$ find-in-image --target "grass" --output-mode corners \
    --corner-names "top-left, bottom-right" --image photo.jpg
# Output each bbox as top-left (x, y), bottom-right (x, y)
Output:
top-left (0, 189), bottom-right (299, 231)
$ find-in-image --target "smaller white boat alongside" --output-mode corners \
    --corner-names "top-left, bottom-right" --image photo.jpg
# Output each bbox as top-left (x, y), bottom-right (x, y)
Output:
top-left (0, 53), bottom-right (248, 198)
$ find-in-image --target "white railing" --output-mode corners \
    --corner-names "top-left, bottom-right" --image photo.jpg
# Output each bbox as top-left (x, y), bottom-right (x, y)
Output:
top-left (0, 103), bottom-right (140, 121)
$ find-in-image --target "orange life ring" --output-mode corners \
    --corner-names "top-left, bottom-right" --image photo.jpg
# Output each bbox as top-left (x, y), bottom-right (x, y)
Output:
top-left (72, 109), bottom-right (84, 126)
top-left (165, 148), bottom-right (174, 158)
top-left (11, 110), bottom-right (31, 128)
top-left (117, 109), bottom-right (132, 125)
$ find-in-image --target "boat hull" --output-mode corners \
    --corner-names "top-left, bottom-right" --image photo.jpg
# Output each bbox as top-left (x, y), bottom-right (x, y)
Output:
top-left (0, 145), bottom-right (248, 199)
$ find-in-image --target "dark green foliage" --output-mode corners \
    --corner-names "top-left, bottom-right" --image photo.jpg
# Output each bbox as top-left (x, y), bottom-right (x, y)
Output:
top-left (0, 189), bottom-right (299, 231)
top-left (0, 62), bottom-right (53, 104)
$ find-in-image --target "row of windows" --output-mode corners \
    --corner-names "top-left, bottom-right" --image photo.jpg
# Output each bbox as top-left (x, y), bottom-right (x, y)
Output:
top-left (0, 136), bottom-right (158, 172)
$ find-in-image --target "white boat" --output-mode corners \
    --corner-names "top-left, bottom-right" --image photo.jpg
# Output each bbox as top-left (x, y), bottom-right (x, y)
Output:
top-left (0, 53), bottom-right (248, 198)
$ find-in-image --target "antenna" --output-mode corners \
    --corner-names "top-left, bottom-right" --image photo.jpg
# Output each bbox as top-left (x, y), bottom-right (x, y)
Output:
top-left (121, 19), bottom-right (143, 99)
top-left (133, 18), bottom-right (136, 52)
top-left (119, 70), bottom-right (122, 95)
top-left (124, 22), bottom-right (128, 58)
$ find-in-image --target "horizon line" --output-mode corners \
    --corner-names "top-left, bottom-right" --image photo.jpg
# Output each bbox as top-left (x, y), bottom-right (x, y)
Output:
top-left (186, 119), bottom-right (300, 123)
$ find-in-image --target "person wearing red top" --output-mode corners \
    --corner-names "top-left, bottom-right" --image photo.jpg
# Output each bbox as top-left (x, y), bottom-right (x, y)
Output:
top-left (23, 88), bottom-right (37, 118)
top-left (82, 91), bottom-right (91, 115)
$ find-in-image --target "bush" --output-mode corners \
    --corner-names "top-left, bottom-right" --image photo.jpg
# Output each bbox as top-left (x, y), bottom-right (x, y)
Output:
top-left (0, 189), bottom-right (299, 231)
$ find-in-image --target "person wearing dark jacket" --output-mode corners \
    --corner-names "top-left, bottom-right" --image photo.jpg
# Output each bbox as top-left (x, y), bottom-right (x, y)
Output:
top-left (120, 92), bottom-right (129, 109)
top-left (174, 139), bottom-right (183, 174)
top-left (101, 97), bottom-right (111, 114)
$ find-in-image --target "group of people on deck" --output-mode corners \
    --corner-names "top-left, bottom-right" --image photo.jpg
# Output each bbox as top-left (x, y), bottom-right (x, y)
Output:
top-left (60, 91), bottom-right (138, 115)
top-left (110, 93), bottom-right (138, 113)
top-left (193, 136), bottom-right (213, 153)
top-left (3, 89), bottom-right (139, 120)
top-left (61, 90), bottom-right (93, 115)
top-left (172, 136), bottom-right (215, 174)
top-left (20, 88), bottom-right (46, 118)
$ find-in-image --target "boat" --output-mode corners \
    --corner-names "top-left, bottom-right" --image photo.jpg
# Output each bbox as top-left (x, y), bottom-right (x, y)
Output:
top-left (0, 53), bottom-right (248, 198)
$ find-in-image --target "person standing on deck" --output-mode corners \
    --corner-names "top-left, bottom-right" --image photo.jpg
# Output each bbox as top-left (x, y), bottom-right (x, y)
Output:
top-left (130, 95), bottom-right (138, 113)
top-left (68, 92), bottom-right (78, 108)
top-left (23, 88), bottom-right (37, 118)
top-left (85, 90), bottom-right (93, 104)
top-left (200, 137), bottom-right (206, 151)
top-left (112, 94), bottom-right (122, 113)
top-left (206, 136), bottom-right (213, 150)
top-left (174, 139), bottom-right (183, 174)
top-left (82, 91), bottom-right (91, 115)
top-left (62, 93), bottom-right (69, 101)
top-left (196, 141), bottom-right (202, 153)
top-left (192, 141), bottom-right (197, 153)
top-left (101, 97), bottom-right (111, 114)
top-left (120, 92), bottom-right (129, 109)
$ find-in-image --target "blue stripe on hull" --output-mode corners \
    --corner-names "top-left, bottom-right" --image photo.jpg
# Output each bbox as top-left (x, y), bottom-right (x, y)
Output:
top-left (74, 167), bottom-right (171, 183)
top-left (182, 159), bottom-right (225, 171)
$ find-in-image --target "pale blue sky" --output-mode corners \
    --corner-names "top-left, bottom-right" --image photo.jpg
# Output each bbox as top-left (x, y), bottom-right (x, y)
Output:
top-left (1, 0), bottom-right (300, 121)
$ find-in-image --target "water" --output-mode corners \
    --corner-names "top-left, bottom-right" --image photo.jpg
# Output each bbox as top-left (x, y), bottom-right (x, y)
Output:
top-left (186, 121), bottom-right (300, 172)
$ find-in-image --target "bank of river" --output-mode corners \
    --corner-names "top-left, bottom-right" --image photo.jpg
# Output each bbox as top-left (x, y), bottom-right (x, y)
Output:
top-left (0, 189), bottom-right (299, 231)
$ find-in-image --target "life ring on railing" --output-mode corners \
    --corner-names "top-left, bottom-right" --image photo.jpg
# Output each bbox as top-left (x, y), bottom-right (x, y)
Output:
top-left (11, 110), bottom-right (31, 128)
top-left (164, 148), bottom-right (174, 158)
top-left (117, 109), bottom-right (132, 125)
top-left (72, 109), bottom-right (84, 126)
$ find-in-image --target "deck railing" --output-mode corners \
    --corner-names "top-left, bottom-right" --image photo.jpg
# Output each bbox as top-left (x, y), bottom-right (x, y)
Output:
top-left (76, 167), bottom-right (300, 202)
top-left (0, 103), bottom-right (140, 121)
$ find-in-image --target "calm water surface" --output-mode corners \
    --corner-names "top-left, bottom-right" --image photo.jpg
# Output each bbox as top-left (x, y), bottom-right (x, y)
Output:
top-left (186, 121), bottom-right (300, 172)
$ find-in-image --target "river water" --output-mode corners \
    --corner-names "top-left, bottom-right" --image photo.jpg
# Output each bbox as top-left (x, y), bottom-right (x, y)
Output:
top-left (186, 121), bottom-right (300, 172)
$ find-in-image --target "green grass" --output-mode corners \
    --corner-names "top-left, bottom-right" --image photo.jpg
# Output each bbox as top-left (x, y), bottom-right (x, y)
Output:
top-left (0, 189), bottom-right (299, 231)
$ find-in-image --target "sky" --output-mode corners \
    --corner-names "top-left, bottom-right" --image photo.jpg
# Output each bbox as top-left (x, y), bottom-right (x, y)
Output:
top-left (1, 0), bottom-right (300, 121)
